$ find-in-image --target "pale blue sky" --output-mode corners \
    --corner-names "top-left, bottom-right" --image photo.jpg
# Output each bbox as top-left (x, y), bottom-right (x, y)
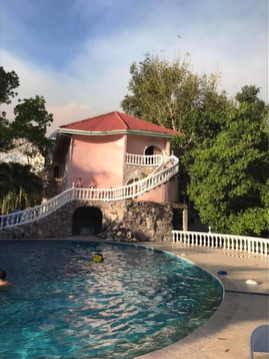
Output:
top-left (0, 0), bottom-right (267, 132)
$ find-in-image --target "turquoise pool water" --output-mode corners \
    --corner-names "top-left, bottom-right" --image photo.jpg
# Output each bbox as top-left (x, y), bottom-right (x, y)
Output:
top-left (0, 240), bottom-right (223, 359)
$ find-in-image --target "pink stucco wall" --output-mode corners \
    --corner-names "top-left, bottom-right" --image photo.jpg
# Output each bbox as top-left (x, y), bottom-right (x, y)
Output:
top-left (136, 177), bottom-right (178, 203)
top-left (69, 134), bottom-right (125, 188)
top-left (126, 134), bottom-right (170, 158)
top-left (66, 132), bottom-right (177, 203)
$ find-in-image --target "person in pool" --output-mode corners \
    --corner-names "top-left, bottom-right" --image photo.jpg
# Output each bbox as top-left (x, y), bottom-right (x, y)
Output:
top-left (0, 270), bottom-right (11, 287)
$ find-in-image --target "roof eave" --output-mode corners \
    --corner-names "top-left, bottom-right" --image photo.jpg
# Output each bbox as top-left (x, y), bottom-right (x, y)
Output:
top-left (57, 128), bottom-right (177, 139)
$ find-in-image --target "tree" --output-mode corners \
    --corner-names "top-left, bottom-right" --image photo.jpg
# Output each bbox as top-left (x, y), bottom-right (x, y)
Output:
top-left (0, 66), bottom-right (19, 105)
top-left (121, 53), bottom-right (218, 132)
top-left (0, 67), bottom-right (20, 152)
top-left (0, 162), bottom-right (43, 214)
top-left (0, 67), bottom-right (54, 212)
top-left (0, 67), bottom-right (53, 157)
top-left (187, 86), bottom-right (268, 236)
top-left (11, 95), bottom-right (53, 159)
top-left (121, 52), bottom-right (228, 199)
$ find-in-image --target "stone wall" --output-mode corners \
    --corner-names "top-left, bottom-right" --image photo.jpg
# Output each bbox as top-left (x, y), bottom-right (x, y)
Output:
top-left (3, 200), bottom-right (173, 242)
top-left (123, 164), bottom-right (156, 184)
top-left (101, 201), bottom-right (173, 242)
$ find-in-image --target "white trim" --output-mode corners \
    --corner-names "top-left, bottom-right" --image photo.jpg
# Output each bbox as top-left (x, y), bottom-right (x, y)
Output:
top-left (58, 128), bottom-right (175, 139)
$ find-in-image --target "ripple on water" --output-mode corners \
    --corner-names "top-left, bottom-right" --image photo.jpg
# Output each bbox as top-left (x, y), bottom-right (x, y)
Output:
top-left (0, 240), bottom-right (223, 359)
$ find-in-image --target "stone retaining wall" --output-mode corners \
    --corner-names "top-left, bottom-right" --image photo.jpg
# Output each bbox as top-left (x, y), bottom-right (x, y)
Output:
top-left (3, 200), bottom-right (173, 242)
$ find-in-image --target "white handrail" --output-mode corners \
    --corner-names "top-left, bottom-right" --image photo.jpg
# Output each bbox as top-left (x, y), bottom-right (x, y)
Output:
top-left (172, 230), bottom-right (269, 256)
top-left (0, 154), bottom-right (179, 229)
top-left (125, 153), bottom-right (162, 166)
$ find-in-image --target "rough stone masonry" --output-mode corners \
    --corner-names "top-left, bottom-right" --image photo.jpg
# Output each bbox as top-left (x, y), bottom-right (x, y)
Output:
top-left (3, 200), bottom-right (174, 242)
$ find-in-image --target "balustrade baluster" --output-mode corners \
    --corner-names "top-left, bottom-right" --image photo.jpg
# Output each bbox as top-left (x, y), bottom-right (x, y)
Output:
top-left (248, 241), bottom-right (251, 253)
top-left (209, 235), bottom-right (212, 247)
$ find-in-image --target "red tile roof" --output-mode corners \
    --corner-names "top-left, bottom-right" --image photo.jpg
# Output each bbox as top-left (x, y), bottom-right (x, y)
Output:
top-left (59, 111), bottom-right (181, 136)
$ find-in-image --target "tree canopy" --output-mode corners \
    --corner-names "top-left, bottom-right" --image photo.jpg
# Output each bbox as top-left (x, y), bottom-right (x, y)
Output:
top-left (121, 53), bottom-right (268, 237)
top-left (0, 162), bottom-right (43, 214)
top-left (187, 92), bottom-right (268, 236)
top-left (12, 95), bottom-right (53, 158)
top-left (0, 66), bottom-right (54, 212)
top-left (0, 66), bottom-right (53, 156)
top-left (121, 53), bottom-right (220, 132)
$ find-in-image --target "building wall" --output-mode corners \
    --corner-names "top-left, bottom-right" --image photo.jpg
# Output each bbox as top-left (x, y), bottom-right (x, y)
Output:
top-left (69, 134), bottom-right (125, 188)
top-left (55, 132), bottom-right (176, 204)
top-left (126, 134), bottom-right (170, 158)
top-left (62, 142), bottom-right (72, 191)
top-left (136, 177), bottom-right (179, 203)
top-left (124, 134), bottom-right (175, 203)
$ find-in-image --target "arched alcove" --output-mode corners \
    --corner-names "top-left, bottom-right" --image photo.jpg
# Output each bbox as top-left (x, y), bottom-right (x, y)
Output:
top-left (126, 178), bottom-right (139, 185)
top-left (72, 207), bottom-right (102, 236)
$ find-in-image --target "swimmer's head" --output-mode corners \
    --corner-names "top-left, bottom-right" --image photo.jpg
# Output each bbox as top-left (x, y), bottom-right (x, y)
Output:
top-left (92, 254), bottom-right (103, 263)
top-left (0, 271), bottom-right (7, 280)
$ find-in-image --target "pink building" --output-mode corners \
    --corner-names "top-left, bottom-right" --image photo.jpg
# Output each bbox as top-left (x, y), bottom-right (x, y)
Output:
top-left (52, 111), bottom-right (181, 203)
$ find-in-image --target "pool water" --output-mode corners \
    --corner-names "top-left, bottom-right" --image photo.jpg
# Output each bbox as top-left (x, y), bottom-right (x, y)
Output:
top-left (0, 240), bottom-right (223, 359)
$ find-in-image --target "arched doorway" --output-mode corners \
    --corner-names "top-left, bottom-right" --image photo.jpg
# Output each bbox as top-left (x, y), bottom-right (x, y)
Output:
top-left (72, 207), bottom-right (102, 236)
top-left (145, 145), bottom-right (162, 156)
top-left (145, 146), bottom-right (162, 165)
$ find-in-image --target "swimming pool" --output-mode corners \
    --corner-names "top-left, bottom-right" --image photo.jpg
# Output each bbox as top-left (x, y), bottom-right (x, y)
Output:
top-left (0, 240), bottom-right (223, 359)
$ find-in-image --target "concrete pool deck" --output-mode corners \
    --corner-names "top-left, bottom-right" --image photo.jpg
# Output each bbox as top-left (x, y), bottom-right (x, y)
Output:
top-left (136, 241), bottom-right (269, 359)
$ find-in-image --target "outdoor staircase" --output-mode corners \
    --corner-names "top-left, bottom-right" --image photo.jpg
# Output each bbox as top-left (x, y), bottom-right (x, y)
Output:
top-left (0, 153), bottom-right (179, 230)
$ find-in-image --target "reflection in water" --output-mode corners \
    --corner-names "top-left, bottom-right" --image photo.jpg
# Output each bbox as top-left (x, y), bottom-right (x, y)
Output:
top-left (0, 240), bottom-right (222, 359)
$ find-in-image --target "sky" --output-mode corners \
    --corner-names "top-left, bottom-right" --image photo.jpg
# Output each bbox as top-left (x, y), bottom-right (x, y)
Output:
top-left (0, 0), bottom-right (268, 134)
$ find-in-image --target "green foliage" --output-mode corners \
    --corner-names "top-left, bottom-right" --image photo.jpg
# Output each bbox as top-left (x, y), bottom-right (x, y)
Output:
top-left (182, 90), bottom-right (234, 149)
top-left (0, 67), bottom-right (54, 155)
top-left (121, 53), bottom-right (217, 132)
top-left (122, 54), bottom-right (268, 236)
top-left (187, 87), bottom-right (268, 236)
top-left (0, 67), bottom-right (20, 152)
top-left (0, 162), bottom-right (43, 213)
top-left (0, 66), bottom-right (19, 105)
top-left (12, 96), bottom-right (53, 157)
top-left (0, 117), bottom-right (13, 153)
top-left (0, 67), bottom-right (54, 213)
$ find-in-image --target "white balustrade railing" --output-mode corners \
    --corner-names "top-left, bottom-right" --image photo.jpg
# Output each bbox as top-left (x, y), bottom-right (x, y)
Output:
top-left (0, 154), bottom-right (179, 230)
top-left (75, 154), bottom-right (178, 201)
top-left (172, 230), bottom-right (269, 256)
top-left (0, 187), bottom-right (74, 230)
top-left (125, 153), bottom-right (162, 166)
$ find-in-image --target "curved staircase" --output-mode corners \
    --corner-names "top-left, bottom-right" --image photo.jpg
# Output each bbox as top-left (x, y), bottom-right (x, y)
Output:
top-left (0, 153), bottom-right (179, 229)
